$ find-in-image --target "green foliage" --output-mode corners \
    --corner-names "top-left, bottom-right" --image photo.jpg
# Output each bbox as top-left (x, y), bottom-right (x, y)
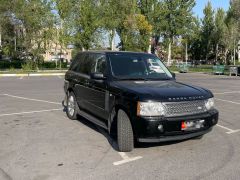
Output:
top-left (0, 61), bottom-right (67, 70)
top-left (122, 14), bottom-right (152, 51)
top-left (0, 61), bottom-right (22, 70)
top-left (0, 0), bottom-right (240, 67)
top-left (21, 61), bottom-right (38, 72)
top-left (201, 1), bottom-right (215, 60)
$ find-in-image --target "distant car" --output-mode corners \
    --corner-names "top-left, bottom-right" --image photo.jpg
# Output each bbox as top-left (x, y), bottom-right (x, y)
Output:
top-left (64, 51), bottom-right (219, 152)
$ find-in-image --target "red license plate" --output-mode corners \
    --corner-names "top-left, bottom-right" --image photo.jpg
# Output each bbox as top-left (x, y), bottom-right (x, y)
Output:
top-left (181, 120), bottom-right (205, 131)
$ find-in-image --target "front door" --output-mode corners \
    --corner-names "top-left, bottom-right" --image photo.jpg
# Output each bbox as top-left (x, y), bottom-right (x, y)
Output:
top-left (86, 54), bottom-right (109, 121)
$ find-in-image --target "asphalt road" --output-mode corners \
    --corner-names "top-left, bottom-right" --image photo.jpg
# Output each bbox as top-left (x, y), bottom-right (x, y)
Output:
top-left (0, 73), bottom-right (240, 180)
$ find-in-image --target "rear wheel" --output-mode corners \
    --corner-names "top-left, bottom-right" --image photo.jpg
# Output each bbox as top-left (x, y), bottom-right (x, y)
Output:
top-left (66, 92), bottom-right (78, 120)
top-left (117, 109), bottom-right (134, 152)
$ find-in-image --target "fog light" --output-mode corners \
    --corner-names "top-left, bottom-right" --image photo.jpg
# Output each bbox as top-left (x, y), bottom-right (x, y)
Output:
top-left (158, 124), bottom-right (164, 132)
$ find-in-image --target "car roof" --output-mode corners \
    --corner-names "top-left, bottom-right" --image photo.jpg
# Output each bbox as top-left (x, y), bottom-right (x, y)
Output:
top-left (78, 50), bottom-right (153, 56)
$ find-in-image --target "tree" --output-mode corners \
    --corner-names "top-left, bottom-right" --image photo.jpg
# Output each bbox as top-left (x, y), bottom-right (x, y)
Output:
top-left (201, 1), bottom-right (215, 62)
top-left (73, 0), bottom-right (101, 50)
top-left (182, 17), bottom-right (199, 63)
top-left (187, 17), bottom-right (202, 61)
top-left (213, 8), bottom-right (226, 62)
top-left (115, 0), bottom-right (138, 51)
top-left (228, 0), bottom-right (240, 63)
top-left (0, 0), bottom-right (55, 63)
top-left (160, 0), bottom-right (195, 65)
top-left (122, 14), bottom-right (152, 51)
top-left (100, 0), bottom-right (120, 50)
top-left (137, 0), bottom-right (160, 52)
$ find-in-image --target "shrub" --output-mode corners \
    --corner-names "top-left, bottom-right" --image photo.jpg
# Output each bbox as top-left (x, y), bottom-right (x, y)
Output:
top-left (21, 61), bottom-right (37, 72)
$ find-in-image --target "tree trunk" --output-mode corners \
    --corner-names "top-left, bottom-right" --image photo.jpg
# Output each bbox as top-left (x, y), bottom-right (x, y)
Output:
top-left (109, 30), bottom-right (115, 51)
top-left (167, 40), bottom-right (172, 66)
top-left (0, 27), bottom-right (2, 48)
top-left (205, 49), bottom-right (208, 62)
top-left (233, 40), bottom-right (236, 65)
top-left (151, 36), bottom-right (160, 54)
top-left (215, 43), bottom-right (218, 62)
top-left (148, 37), bottom-right (152, 54)
top-left (224, 49), bottom-right (228, 64)
top-left (238, 41), bottom-right (240, 63)
top-left (185, 42), bottom-right (188, 64)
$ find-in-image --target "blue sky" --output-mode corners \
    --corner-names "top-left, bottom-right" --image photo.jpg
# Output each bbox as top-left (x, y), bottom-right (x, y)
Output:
top-left (193, 0), bottom-right (230, 18)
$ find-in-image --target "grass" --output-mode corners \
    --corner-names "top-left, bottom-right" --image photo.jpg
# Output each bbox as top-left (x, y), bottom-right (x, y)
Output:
top-left (169, 65), bottom-right (224, 74)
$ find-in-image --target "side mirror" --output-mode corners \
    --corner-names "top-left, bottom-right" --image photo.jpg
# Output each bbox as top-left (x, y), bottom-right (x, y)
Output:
top-left (171, 72), bottom-right (176, 79)
top-left (90, 73), bottom-right (106, 80)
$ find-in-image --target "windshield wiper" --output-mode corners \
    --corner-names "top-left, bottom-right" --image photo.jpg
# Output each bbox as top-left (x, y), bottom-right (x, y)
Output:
top-left (117, 77), bottom-right (148, 81)
top-left (145, 77), bottom-right (172, 81)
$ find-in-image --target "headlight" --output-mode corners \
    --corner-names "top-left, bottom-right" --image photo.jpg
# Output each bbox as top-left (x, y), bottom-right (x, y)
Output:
top-left (137, 102), bottom-right (165, 116)
top-left (205, 98), bottom-right (215, 110)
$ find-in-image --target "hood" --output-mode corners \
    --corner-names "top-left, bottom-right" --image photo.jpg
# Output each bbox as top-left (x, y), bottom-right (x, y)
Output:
top-left (111, 80), bottom-right (212, 102)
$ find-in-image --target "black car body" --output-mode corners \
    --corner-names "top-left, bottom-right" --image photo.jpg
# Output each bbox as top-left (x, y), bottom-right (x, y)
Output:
top-left (64, 51), bottom-right (218, 152)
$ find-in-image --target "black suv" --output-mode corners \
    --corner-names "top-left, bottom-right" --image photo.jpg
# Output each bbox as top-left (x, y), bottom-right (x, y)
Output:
top-left (64, 51), bottom-right (218, 152)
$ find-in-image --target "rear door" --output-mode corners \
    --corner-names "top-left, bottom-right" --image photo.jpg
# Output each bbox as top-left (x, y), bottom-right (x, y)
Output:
top-left (71, 53), bottom-right (94, 110)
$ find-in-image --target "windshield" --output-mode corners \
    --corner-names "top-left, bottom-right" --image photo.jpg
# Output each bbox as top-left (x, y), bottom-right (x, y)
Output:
top-left (109, 54), bottom-right (173, 80)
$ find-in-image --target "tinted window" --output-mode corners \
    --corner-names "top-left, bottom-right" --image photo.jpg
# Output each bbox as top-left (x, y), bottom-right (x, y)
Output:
top-left (92, 54), bottom-right (106, 74)
top-left (70, 53), bottom-right (83, 72)
top-left (71, 53), bottom-right (106, 75)
top-left (109, 54), bottom-right (173, 80)
top-left (77, 54), bottom-right (95, 75)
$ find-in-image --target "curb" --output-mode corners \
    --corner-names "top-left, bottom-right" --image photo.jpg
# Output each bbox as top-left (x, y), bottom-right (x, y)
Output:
top-left (0, 73), bottom-right (65, 77)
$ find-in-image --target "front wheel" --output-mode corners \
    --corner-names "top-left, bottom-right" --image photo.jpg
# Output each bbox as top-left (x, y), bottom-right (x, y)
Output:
top-left (117, 109), bottom-right (134, 152)
top-left (66, 92), bottom-right (78, 120)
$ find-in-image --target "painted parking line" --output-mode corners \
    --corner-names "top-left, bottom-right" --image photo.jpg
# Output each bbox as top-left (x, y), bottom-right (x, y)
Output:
top-left (214, 91), bottom-right (240, 95)
top-left (0, 108), bottom-right (62, 117)
top-left (217, 124), bottom-right (240, 134)
top-left (215, 98), bottom-right (240, 105)
top-left (113, 152), bottom-right (142, 166)
top-left (3, 94), bottom-right (61, 105)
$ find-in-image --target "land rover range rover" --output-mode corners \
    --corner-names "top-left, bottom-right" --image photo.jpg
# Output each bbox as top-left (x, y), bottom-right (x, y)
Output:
top-left (64, 51), bottom-right (218, 152)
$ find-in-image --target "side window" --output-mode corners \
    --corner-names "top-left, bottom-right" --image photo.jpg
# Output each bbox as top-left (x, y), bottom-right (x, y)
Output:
top-left (70, 53), bottom-right (82, 72)
top-left (92, 54), bottom-right (106, 74)
top-left (77, 54), bottom-right (95, 75)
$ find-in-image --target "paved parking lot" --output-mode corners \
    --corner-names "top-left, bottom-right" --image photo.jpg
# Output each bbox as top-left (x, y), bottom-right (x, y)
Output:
top-left (0, 73), bottom-right (240, 180)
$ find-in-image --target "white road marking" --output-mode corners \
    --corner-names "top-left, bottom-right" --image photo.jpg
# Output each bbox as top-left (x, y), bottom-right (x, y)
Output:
top-left (0, 108), bottom-right (62, 117)
top-left (214, 91), bottom-right (240, 95)
top-left (113, 152), bottom-right (142, 166)
top-left (3, 94), bottom-right (61, 105)
top-left (215, 98), bottom-right (240, 105)
top-left (57, 75), bottom-right (62, 79)
top-left (19, 76), bottom-right (24, 80)
top-left (217, 124), bottom-right (240, 134)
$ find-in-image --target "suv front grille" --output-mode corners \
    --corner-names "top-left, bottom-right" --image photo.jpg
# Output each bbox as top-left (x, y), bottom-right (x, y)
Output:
top-left (163, 100), bottom-right (207, 117)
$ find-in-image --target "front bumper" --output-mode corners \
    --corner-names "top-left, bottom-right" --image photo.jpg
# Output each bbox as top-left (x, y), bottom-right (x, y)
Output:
top-left (133, 109), bottom-right (218, 143)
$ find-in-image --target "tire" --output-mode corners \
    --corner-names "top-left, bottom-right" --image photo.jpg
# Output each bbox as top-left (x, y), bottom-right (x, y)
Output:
top-left (66, 92), bottom-right (78, 120)
top-left (117, 109), bottom-right (134, 152)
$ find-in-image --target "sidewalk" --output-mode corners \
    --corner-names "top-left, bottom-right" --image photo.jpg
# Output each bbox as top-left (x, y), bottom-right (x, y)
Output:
top-left (0, 70), bottom-right (67, 77)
